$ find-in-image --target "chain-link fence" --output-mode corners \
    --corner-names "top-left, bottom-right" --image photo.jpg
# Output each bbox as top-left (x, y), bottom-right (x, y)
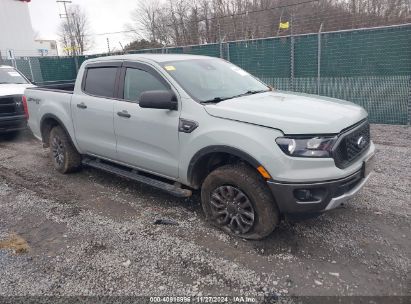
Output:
top-left (1, 23), bottom-right (410, 125)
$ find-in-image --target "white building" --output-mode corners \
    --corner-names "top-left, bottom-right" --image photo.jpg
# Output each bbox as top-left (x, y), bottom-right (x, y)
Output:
top-left (34, 39), bottom-right (59, 57)
top-left (0, 0), bottom-right (43, 58)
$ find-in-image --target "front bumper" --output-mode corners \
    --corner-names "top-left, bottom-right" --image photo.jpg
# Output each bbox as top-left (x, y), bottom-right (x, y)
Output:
top-left (0, 115), bottom-right (27, 133)
top-left (267, 154), bottom-right (375, 215)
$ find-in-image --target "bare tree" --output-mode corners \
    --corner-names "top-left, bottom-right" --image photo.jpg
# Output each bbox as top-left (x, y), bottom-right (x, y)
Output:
top-left (58, 5), bottom-right (92, 56)
top-left (127, 0), bottom-right (410, 49)
top-left (58, 22), bottom-right (75, 56)
top-left (129, 0), bottom-right (164, 44)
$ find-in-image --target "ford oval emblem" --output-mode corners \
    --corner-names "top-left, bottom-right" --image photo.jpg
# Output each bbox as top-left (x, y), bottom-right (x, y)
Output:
top-left (357, 136), bottom-right (367, 149)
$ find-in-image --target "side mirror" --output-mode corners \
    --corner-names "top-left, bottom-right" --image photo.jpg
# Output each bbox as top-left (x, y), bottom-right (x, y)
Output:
top-left (139, 90), bottom-right (178, 110)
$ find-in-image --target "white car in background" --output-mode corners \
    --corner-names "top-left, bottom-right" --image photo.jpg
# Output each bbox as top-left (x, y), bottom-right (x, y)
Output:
top-left (0, 65), bottom-right (34, 137)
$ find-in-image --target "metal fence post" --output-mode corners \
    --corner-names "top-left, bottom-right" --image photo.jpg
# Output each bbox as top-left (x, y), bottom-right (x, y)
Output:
top-left (317, 23), bottom-right (323, 95)
top-left (74, 56), bottom-right (79, 74)
top-left (226, 43), bottom-right (230, 61)
top-left (218, 19), bottom-right (224, 59)
top-left (28, 57), bottom-right (35, 83)
top-left (290, 14), bottom-right (295, 91)
top-left (408, 76), bottom-right (411, 125)
top-left (219, 41), bottom-right (223, 59)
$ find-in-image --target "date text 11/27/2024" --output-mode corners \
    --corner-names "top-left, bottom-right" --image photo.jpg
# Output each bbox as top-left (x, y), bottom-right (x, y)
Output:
top-left (149, 296), bottom-right (258, 303)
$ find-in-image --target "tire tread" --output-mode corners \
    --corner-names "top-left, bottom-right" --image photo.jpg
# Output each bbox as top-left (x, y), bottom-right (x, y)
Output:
top-left (49, 126), bottom-right (81, 173)
top-left (201, 163), bottom-right (279, 240)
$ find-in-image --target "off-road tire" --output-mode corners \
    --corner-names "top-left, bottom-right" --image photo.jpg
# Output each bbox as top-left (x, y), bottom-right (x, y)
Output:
top-left (201, 163), bottom-right (280, 240)
top-left (49, 126), bottom-right (81, 174)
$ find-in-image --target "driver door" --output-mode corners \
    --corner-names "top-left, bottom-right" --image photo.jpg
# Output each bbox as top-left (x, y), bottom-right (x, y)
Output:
top-left (113, 62), bottom-right (180, 179)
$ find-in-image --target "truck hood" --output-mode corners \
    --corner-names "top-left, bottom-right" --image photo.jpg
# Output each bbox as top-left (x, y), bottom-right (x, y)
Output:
top-left (0, 83), bottom-right (35, 96)
top-left (204, 91), bottom-right (368, 134)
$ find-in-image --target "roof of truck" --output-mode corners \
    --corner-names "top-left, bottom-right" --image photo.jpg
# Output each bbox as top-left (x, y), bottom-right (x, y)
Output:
top-left (0, 65), bottom-right (14, 69)
top-left (85, 54), bottom-right (213, 64)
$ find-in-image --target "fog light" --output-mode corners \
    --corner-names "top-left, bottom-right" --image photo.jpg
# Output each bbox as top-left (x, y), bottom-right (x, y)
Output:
top-left (294, 189), bottom-right (312, 201)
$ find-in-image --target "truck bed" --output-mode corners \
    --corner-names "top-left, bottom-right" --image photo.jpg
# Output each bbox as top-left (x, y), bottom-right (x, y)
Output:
top-left (28, 82), bottom-right (75, 93)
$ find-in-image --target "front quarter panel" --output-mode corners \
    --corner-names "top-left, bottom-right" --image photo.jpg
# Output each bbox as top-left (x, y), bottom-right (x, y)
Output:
top-left (178, 103), bottom-right (284, 185)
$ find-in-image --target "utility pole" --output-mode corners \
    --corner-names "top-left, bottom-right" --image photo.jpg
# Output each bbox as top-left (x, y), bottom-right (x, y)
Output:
top-left (56, 0), bottom-right (76, 56)
top-left (119, 42), bottom-right (125, 54)
top-left (107, 38), bottom-right (111, 54)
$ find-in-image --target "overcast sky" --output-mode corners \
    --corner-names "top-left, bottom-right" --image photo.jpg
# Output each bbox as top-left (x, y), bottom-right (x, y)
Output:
top-left (28, 0), bottom-right (138, 54)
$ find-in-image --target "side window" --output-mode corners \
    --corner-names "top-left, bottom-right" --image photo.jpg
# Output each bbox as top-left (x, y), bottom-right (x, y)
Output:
top-left (124, 68), bottom-right (168, 101)
top-left (83, 67), bottom-right (118, 98)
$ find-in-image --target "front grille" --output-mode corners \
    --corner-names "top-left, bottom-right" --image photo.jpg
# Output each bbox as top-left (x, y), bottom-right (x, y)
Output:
top-left (0, 95), bottom-right (22, 116)
top-left (333, 120), bottom-right (370, 168)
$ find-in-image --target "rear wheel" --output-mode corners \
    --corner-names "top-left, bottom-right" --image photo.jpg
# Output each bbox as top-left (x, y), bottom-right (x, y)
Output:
top-left (201, 164), bottom-right (279, 240)
top-left (49, 126), bottom-right (81, 173)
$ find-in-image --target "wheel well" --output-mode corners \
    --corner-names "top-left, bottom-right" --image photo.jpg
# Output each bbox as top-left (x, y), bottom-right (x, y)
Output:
top-left (189, 152), bottom-right (258, 189)
top-left (41, 117), bottom-right (62, 147)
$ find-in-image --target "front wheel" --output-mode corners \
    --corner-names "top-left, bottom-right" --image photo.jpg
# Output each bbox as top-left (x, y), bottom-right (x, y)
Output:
top-left (49, 126), bottom-right (81, 174)
top-left (201, 164), bottom-right (280, 240)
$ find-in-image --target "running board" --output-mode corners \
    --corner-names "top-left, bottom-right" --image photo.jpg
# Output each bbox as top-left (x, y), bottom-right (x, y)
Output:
top-left (82, 158), bottom-right (192, 198)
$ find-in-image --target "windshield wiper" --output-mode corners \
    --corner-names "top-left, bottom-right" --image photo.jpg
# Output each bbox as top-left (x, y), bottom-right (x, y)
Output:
top-left (201, 96), bottom-right (233, 104)
top-left (223, 89), bottom-right (269, 100)
top-left (201, 90), bottom-right (269, 104)
top-left (242, 89), bottom-right (269, 95)
top-left (229, 89), bottom-right (270, 99)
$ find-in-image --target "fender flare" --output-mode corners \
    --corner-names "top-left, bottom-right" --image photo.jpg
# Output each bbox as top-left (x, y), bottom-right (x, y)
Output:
top-left (186, 145), bottom-right (262, 186)
top-left (40, 113), bottom-right (77, 149)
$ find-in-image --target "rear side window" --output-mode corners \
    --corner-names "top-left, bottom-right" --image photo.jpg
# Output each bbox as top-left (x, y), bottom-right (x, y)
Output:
top-left (124, 68), bottom-right (168, 101)
top-left (83, 67), bottom-right (118, 98)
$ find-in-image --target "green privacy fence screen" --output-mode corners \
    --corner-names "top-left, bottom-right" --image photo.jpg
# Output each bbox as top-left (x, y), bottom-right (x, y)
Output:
top-left (3, 24), bottom-right (410, 124)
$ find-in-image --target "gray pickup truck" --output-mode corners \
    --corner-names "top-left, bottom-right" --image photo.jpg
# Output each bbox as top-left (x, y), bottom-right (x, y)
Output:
top-left (25, 54), bottom-right (375, 239)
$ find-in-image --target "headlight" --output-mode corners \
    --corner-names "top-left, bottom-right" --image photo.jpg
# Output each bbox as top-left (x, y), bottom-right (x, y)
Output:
top-left (276, 136), bottom-right (337, 158)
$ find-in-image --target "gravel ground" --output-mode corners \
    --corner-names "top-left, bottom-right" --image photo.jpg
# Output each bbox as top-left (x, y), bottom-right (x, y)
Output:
top-left (0, 124), bottom-right (409, 300)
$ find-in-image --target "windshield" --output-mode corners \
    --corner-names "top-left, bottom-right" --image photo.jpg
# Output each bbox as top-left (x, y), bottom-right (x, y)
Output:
top-left (162, 58), bottom-right (269, 102)
top-left (0, 68), bottom-right (28, 84)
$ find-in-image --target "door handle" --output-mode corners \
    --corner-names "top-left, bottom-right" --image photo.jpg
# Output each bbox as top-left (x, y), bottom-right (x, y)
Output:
top-left (77, 102), bottom-right (87, 109)
top-left (117, 110), bottom-right (131, 118)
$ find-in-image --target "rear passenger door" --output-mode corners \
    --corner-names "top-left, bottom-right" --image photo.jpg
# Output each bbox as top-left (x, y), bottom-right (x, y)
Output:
top-left (113, 61), bottom-right (180, 179)
top-left (71, 62), bottom-right (121, 159)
